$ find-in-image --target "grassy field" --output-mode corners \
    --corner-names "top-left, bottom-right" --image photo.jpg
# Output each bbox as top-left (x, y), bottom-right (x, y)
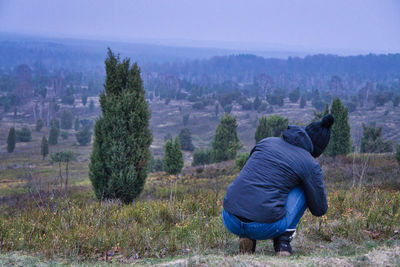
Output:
top-left (1, 150), bottom-right (400, 265)
top-left (1, 97), bottom-right (400, 266)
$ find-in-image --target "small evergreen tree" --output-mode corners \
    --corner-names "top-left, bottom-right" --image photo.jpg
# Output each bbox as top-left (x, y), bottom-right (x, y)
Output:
top-left (36, 119), bottom-right (44, 132)
top-left (82, 93), bottom-right (88, 106)
top-left (255, 115), bottom-right (289, 143)
top-left (163, 137), bottom-right (184, 175)
top-left (173, 137), bottom-right (184, 172)
top-left (40, 136), bottom-right (49, 160)
top-left (300, 95), bottom-right (306, 108)
top-left (61, 87), bottom-right (75, 105)
top-left (211, 114), bottom-right (241, 163)
top-left (61, 109), bottom-right (73, 129)
top-left (75, 126), bottom-right (92, 146)
top-left (7, 127), bottom-right (16, 153)
top-left (16, 126), bottom-right (32, 142)
top-left (360, 123), bottom-right (393, 153)
top-left (89, 49), bottom-right (152, 203)
top-left (325, 98), bottom-right (351, 156)
top-left (48, 125), bottom-right (59, 145)
top-left (163, 139), bottom-right (174, 172)
top-left (266, 89), bottom-right (285, 106)
top-left (289, 88), bottom-right (300, 103)
top-left (235, 152), bottom-right (249, 171)
top-left (179, 128), bottom-right (195, 151)
top-left (192, 149), bottom-right (211, 166)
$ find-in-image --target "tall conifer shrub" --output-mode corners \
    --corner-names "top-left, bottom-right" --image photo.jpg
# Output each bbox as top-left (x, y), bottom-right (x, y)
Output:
top-left (325, 98), bottom-right (351, 156)
top-left (163, 137), bottom-right (184, 175)
top-left (89, 49), bottom-right (152, 203)
top-left (211, 114), bottom-right (241, 163)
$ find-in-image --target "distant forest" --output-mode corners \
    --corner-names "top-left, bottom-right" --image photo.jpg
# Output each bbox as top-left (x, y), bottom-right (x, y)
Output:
top-left (1, 36), bottom-right (399, 117)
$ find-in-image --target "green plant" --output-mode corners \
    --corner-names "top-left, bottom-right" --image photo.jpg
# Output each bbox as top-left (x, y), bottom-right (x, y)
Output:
top-left (300, 95), bottom-right (306, 108)
top-left (235, 152), bottom-right (249, 171)
top-left (50, 119), bottom-right (60, 134)
top-left (36, 119), bottom-right (44, 132)
top-left (179, 128), bottom-right (195, 151)
top-left (81, 93), bottom-right (88, 106)
top-left (192, 149), bottom-right (211, 166)
top-left (7, 127), bottom-right (16, 153)
top-left (254, 115), bottom-right (289, 143)
top-left (40, 136), bottom-right (49, 160)
top-left (210, 114), bottom-right (241, 163)
top-left (266, 89), bottom-right (284, 106)
top-left (325, 98), bottom-right (351, 156)
top-left (48, 125), bottom-right (59, 145)
top-left (89, 49), bottom-right (152, 204)
top-left (163, 137), bottom-right (184, 175)
top-left (60, 109), bottom-right (73, 129)
top-left (16, 126), bottom-right (32, 142)
top-left (289, 87), bottom-right (300, 103)
top-left (75, 126), bottom-right (92, 146)
top-left (360, 123), bottom-right (393, 153)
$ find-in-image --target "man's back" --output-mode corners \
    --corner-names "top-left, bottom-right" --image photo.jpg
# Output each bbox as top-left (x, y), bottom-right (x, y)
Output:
top-left (223, 126), bottom-right (327, 223)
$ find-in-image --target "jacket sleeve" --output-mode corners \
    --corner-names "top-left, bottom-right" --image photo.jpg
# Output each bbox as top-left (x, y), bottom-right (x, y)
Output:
top-left (302, 162), bottom-right (328, 216)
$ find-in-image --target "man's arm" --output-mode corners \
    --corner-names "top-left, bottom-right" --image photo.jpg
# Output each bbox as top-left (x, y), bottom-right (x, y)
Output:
top-left (302, 162), bottom-right (328, 216)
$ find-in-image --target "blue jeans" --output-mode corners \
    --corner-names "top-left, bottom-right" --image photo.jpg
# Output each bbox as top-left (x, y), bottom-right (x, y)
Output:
top-left (222, 186), bottom-right (307, 240)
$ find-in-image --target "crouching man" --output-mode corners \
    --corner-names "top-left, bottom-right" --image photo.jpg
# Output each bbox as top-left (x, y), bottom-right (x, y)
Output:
top-left (222, 114), bottom-right (334, 255)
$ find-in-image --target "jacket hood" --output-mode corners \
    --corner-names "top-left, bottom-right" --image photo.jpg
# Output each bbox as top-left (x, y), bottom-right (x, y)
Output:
top-left (282, 125), bottom-right (314, 154)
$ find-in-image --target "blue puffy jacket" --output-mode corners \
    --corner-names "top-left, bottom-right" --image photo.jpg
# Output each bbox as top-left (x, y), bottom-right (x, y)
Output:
top-left (223, 125), bottom-right (328, 223)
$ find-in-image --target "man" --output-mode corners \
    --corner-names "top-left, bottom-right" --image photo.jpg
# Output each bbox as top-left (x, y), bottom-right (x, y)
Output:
top-left (222, 114), bottom-right (334, 255)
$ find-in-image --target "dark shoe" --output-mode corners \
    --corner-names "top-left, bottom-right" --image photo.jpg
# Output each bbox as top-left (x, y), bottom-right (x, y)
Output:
top-left (239, 237), bottom-right (256, 253)
top-left (273, 230), bottom-right (295, 256)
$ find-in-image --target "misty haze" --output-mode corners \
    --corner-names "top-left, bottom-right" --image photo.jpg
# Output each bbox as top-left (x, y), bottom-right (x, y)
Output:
top-left (0, 1), bottom-right (399, 266)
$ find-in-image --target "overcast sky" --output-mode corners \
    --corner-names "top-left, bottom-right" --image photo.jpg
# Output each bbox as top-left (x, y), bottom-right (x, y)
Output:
top-left (0, 0), bottom-right (399, 54)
